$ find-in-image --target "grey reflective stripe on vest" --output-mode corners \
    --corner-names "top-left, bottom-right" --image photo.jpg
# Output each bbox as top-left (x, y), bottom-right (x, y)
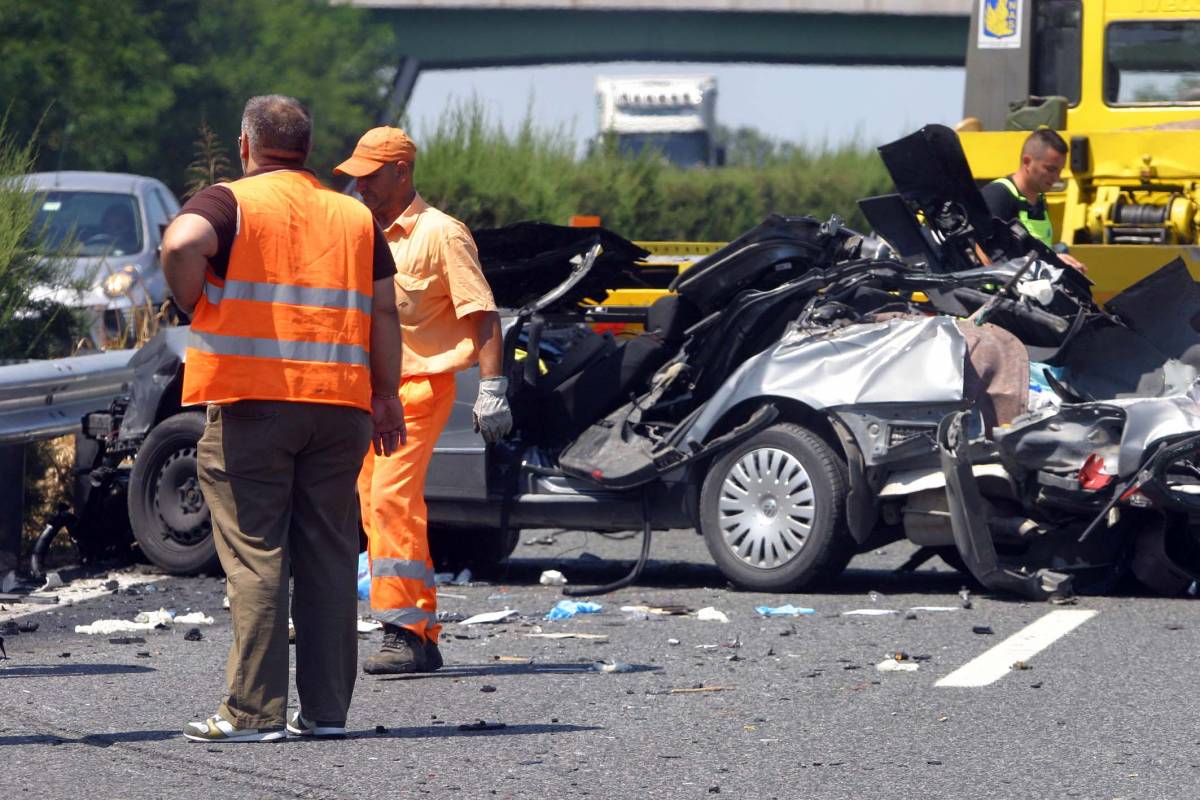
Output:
top-left (189, 330), bottom-right (370, 367)
top-left (371, 607), bottom-right (438, 628)
top-left (371, 558), bottom-right (435, 587)
top-left (204, 279), bottom-right (372, 315)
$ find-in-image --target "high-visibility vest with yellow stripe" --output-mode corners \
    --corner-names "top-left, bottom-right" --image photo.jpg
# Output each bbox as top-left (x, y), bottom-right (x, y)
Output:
top-left (182, 170), bottom-right (376, 412)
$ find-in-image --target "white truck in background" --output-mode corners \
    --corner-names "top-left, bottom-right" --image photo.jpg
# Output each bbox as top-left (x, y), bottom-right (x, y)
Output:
top-left (595, 75), bottom-right (721, 168)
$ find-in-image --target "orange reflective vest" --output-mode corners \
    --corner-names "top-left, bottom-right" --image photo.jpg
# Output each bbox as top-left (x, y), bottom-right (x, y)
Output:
top-left (182, 170), bottom-right (376, 411)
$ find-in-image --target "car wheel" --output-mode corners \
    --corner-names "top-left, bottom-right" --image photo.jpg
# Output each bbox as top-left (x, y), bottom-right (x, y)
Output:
top-left (428, 525), bottom-right (520, 575)
top-left (699, 422), bottom-right (853, 592)
top-left (127, 412), bottom-right (220, 575)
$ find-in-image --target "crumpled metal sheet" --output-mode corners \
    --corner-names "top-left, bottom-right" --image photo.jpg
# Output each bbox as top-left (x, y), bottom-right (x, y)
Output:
top-left (1109, 382), bottom-right (1200, 477)
top-left (685, 316), bottom-right (965, 447)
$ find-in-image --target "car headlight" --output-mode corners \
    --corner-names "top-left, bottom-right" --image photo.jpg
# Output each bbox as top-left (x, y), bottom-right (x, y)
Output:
top-left (102, 265), bottom-right (139, 298)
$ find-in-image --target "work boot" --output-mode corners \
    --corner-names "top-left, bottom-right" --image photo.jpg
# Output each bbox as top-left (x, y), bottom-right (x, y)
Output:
top-left (423, 638), bottom-right (444, 672)
top-left (363, 625), bottom-right (426, 675)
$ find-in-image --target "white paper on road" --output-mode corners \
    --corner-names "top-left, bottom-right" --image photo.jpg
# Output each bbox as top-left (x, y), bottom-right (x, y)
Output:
top-left (842, 609), bottom-right (899, 616)
top-left (460, 608), bottom-right (519, 625)
top-left (696, 607), bottom-right (730, 623)
top-left (935, 609), bottom-right (1098, 688)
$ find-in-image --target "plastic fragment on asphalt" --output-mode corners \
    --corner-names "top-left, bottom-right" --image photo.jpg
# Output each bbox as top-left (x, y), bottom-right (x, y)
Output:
top-left (174, 612), bottom-right (214, 625)
top-left (594, 660), bottom-right (634, 673)
top-left (436, 611), bottom-right (467, 623)
top-left (621, 604), bottom-right (692, 616)
top-left (459, 720), bottom-right (507, 731)
top-left (696, 607), bottom-right (730, 623)
top-left (183, 627), bottom-right (203, 641)
top-left (133, 609), bottom-right (176, 626)
top-left (755, 604), bottom-right (815, 617)
top-left (539, 570), bottom-right (568, 586)
top-left (909, 606), bottom-right (959, 612)
top-left (222, 595), bottom-right (230, 609)
top-left (41, 572), bottom-right (64, 591)
top-left (459, 609), bottom-right (519, 625)
top-left (357, 619), bottom-right (383, 633)
top-left (668, 638), bottom-right (680, 646)
top-left (545, 600), bottom-right (602, 620)
top-left (876, 659), bottom-right (919, 672)
top-left (525, 632), bottom-right (608, 640)
top-left (841, 609), bottom-right (899, 616)
top-left (972, 625), bottom-right (995, 635)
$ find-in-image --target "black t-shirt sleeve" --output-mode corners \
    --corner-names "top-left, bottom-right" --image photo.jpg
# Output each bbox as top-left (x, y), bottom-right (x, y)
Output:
top-left (981, 180), bottom-right (1020, 223)
top-left (371, 222), bottom-right (396, 281)
top-left (178, 184), bottom-right (238, 278)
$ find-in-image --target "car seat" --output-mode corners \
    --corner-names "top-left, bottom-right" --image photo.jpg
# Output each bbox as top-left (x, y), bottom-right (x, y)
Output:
top-left (540, 295), bottom-right (699, 444)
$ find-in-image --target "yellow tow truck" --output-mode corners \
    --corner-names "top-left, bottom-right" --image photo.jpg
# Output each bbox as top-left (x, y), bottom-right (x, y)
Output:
top-left (958, 0), bottom-right (1200, 302)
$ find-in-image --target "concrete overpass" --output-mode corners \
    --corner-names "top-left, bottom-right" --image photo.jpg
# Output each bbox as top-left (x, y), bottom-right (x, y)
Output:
top-left (349, 0), bottom-right (972, 122)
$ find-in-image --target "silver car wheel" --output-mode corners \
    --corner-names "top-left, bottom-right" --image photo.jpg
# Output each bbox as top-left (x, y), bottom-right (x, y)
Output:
top-left (717, 446), bottom-right (815, 569)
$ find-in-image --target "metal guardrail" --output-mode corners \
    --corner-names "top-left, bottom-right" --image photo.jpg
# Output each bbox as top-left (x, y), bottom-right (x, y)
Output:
top-left (0, 350), bottom-right (136, 445)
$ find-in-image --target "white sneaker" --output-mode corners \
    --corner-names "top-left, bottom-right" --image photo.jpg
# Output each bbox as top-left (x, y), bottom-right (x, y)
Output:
top-left (183, 714), bottom-right (286, 743)
top-left (286, 710), bottom-right (347, 739)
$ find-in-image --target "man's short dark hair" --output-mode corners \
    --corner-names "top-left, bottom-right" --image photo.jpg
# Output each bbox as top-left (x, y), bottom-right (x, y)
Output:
top-left (1022, 128), bottom-right (1068, 159)
top-left (241, 95), bottom-right (312, 159)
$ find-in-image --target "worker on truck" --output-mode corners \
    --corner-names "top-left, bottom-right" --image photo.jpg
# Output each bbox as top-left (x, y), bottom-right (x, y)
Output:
top-left (980, 129), bottom-right (1087, 274)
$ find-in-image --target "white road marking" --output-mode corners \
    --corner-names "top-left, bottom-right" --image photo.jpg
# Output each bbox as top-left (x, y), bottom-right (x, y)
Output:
top-left (935, 609), bottom-right (1098, 688)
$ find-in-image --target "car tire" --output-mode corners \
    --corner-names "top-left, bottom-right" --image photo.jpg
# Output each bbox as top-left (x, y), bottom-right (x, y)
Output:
top-left (127, 412), bottom-right (220, 575)
top-left (699, 422), bottom-right (854, 592)
top-left (428, 525), bottom-right (520, 575)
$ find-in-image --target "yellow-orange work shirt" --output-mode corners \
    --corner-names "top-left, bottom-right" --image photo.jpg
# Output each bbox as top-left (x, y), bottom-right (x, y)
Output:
top-left (385, 193), bottom-right (496, 377)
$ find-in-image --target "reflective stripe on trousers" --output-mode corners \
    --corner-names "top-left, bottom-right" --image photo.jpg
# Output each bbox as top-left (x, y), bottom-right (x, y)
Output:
top-left (359, 372), bottom-right (456, 643)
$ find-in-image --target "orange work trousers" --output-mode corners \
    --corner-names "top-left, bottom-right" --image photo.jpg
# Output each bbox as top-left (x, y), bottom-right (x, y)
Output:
top-left (357, 372), bottom-right (456, 643)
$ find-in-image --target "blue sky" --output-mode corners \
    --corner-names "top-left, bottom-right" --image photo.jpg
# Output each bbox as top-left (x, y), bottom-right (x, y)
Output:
top-left (407, 62), bottom-right (967, 153)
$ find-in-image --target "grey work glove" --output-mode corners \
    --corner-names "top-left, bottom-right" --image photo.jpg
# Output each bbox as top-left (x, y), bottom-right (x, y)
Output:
top-left (473, 376), bottom-right (513, 444)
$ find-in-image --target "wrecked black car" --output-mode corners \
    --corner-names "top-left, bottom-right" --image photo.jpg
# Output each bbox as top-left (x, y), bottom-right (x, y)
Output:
top-left (56, 124), bottom-right (1200, 600)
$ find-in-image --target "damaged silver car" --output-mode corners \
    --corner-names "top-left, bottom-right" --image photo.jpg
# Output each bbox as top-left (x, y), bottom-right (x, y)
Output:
top-left (62, 125), bottom-right (1200, 600)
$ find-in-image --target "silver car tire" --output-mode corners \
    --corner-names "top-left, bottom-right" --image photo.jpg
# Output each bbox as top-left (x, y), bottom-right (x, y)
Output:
top-left (699, 422), bottom-right (853, 592)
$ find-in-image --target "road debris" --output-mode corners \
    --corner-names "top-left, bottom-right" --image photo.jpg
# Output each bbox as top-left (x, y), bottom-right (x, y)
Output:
top-left (357, 619), bottom-right (383, 633)
top-left (667, 638), bottom-right (680, 646)
top-left (696, 607), bottom-right (729, 623)
top-left (909, 606), bottom-right (960, 612)
top-left (480, 684), bottom-right (497, 692)
top-left (876, 657), bottom-right (920, 673)
top-left (183, 627), bottom-right (204, 641)
top-left (459, 720), bottom-right (507, 731)
top-left (959, 588), bottom-right (973, 609)
top-left (108, 636), bottom-right (146, 645)
top-left (435, 568), bottom-right (473, 586)
top-left (658, 685), bottom-right (732, 695)
top-left (41, 572), bottom-right (65, 591)
top-left (175, 612), bottom-right (215, 625)
top-left (459, 609), bottom-right (519, 626)
top-left (525, 632), bottom-right (608, 641)
top-left (842, 609), bottom-right (898, 616)
top-left (594, 660), bottom-right (634, 673)
top-left (539, 570), bottom-right (568, 586)
top-left (492, 655), bottom-right (533, 663)
top-left (754, 604), bottom-right (815, 617)
top-left (545, 600), bottom-right (602, 620)
top-left (972, 625), bottom-right (995, 635)
top-left (1011, 660), bottom-right (1030, 670)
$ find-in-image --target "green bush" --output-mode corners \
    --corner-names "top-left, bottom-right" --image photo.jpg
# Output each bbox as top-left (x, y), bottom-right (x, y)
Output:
top-left (414, 100), bottom-right (893, 241)
top-left (0, 118), bottom-right (84, 359)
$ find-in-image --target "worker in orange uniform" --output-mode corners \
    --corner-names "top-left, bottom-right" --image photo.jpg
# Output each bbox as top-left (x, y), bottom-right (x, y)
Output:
top-left (163, 95), bottom-right (405, 742)
top-left (335, 127), bottom-right (511, 674)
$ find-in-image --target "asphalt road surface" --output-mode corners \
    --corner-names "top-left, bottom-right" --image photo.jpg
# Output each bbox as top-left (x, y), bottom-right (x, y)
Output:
top-left (2, 531), bottom-right (1198, 799)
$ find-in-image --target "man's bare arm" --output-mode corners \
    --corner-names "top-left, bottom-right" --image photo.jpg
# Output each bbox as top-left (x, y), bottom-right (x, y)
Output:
top-left (468, 310), bottom-right (503, 378)
top-left (161, 214), bottom-right (218, 314)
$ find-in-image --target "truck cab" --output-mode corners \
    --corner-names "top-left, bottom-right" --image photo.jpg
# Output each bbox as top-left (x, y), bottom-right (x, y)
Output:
top-left (595, 75), bottom-right (719, 168)
top-left (958, 0), bottom-right (1200, 302)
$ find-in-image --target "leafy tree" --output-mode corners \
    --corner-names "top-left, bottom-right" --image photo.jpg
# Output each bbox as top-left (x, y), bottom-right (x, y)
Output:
top-left (0, 0), bottom-right (397, 195)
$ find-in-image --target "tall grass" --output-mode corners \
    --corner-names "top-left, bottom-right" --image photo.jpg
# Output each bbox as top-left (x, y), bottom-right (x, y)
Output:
top-left (414, 99), bottom-right (893, 240)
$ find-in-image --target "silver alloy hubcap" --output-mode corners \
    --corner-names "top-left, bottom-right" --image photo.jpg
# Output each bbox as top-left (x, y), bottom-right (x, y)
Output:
top-left (717, 447), bottom-right (815, 569)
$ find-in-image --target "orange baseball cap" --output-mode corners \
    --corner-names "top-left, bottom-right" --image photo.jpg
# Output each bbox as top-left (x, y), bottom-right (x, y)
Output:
top-left (334, 127), bottom-right (417, 176)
